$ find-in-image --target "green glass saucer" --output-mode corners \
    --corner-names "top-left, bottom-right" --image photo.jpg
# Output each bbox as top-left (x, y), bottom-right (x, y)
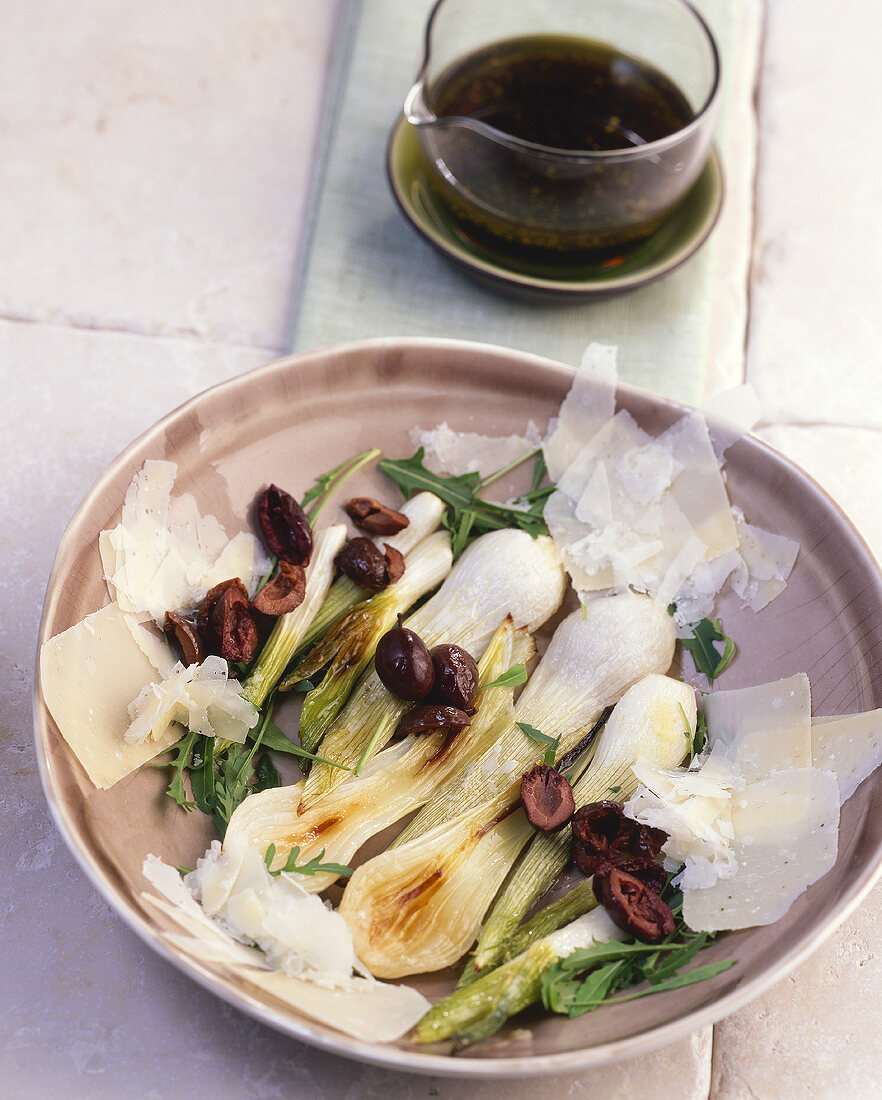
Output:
top-left (386, 114), bottom-right (724, 301)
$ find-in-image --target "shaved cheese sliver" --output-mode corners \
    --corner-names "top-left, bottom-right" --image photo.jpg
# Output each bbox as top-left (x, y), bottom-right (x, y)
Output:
top-left (662, 411), bottom-right (738, 559)
top-left (40, 602), bottom-right (180, 789)
top-left (539, 351), bottom-right (798, 620)
top-left (141, 854), bottom-right (428, 1042)
top-left (683, 768), bottom-right (839, 931)
top-left (125, 655), bottom-right (258, 745)
top-left (243, 969), bottom-right (430, 1043)
top-left (545, 907), bottom-right (625, 957)
top-left (558, 409), bottom-right (650, 502)
top-left (812, 711), bottom-right (882, 803)
top-left (410, 421), bottom-right (540, 479)
top-left (729, 510), bottom-right (800, 612)
top-left (704, 674), bottom-right (812, 782)
top-left (626, 745), bottom-right (745, 890)
top-left (101, 459), bottom-right (271, 625)
top-left (671, 550), bottom-right (741, 631)
top-left (700, 384), bottom-right (762, 458)
top-left (188, 840), bottom-right (356, 978)
top-left (543, 343), bottom-right (618, 482)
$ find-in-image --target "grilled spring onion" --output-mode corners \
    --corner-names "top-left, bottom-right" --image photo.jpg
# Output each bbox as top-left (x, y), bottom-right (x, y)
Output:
top-left (292, 491), bottom-right (446, 658)
top-left (339, 787), bottom-right (525, 979)
top-left (239, 525), bottom-right (348, 710)
top-left (243, 492), bottom-right (445, 710)
top-left (284, 531), bottom-right (452, 755)
top-left (457, 880), bottom-right (598, 989)
top-left (338, 599), bottom-right (677, 978)
top-left (297, 529), bottom-right (566, 811)
top-left (470, 673), bottom-right (697, 977)
top-left (413, 907), bottom-right (625, 1045)
top-left (223, 620), bottom-right (534, 894)
top-left (394, 593), bottom-right (676, 847)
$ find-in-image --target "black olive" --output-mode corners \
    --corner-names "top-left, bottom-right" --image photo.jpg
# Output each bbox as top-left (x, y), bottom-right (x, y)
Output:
top-left (375, 616), bottom-right (435, 701)
top-left (335, 538), bottom-right (404, 592)
top-left (520, 764), bottom-right (575, 831)
top-left (394, 704), bottom-right (472, 739)
top-left (429, 644), bottom-right (479, 709)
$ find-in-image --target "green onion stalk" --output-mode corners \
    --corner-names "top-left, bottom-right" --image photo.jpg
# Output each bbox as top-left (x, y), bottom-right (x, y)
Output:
top-left (414, 906), bottom-right (622, 1046)
top-left (222, 620), bottom-right (533, 894)
top-left (284, 531), bottom-right (452, 755)
top-left (297, 529), bottom-right (567, 810)
top-left (469, 673), bottom-right (696, 977)
top-left (290, 490), bottom-right (447, 659)
top-left (243, 489), bottom-right (446, 712)
top-left (336, 601), bottom-right (678, 979)
top-left (457, 880), bottom-right (598, 988)
top-left (392, 594), bottom-right (675, 849)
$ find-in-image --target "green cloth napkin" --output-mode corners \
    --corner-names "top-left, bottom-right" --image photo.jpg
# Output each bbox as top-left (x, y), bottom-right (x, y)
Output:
top-left (293, 0), bottom-right (761, 404)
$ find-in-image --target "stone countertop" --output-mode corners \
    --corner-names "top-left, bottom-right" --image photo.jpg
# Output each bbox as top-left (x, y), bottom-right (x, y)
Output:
top-left (3, 1), bottom-right (882, 1096)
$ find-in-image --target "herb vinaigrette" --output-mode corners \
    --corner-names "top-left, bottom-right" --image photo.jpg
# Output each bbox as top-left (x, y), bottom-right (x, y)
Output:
top-left (422, 35), bottom-right (698, 263)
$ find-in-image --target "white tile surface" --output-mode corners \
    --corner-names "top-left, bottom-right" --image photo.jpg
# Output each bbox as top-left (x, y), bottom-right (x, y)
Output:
top-left (0, 0), bottom-right (341, 352)
top-left (757, 424), bottom-right (882, 556)
top-left (711, 878), bottom-right (882, 1098)
top-left (746, 0), bottom-right (882, 427)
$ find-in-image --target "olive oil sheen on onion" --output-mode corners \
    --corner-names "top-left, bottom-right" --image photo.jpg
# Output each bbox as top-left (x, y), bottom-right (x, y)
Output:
top-left (422, 35), bottom-right (697, 265)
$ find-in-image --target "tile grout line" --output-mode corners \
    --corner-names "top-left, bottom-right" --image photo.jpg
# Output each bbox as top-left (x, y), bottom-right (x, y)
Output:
top-left (0, 308), bottom-right (284, 359)
top-left (756, 417), bottom-right (882, 435)
top-left (710, 0), bottom-right (770, 1094)
top-left (740, 0), bottom-right (767, 394)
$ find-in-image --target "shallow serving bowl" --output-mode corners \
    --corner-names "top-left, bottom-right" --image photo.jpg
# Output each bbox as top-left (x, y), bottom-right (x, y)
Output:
top-left (34, 338), bottom-right (882, 1077)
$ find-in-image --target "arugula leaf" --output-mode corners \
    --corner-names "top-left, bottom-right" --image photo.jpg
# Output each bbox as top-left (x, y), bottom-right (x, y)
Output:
top-left (252, 750), bottom-right (281, 793)
top-left (678, 701), bottom-right (706, 763)
top-left (302, 447), bottom-right (382, 524)
top-left (288, 678), bottom-right (316, 694)
top-left (693, 709), bottom-right (708, 757)
top-left (263, 843), bottom-right (353, 878)
top-left (189, 735), bottom-right (216, 816)
top-left (541, 882), bottom-right (736, 1018)
top-left (668, 607), bottom-right (734, 682)
top-left (150, 729), bottom-right (199, 810)
top-left (380, 448), bottom-right (480, 510)
top-left (567, 961), bottom-right (627, 1016)
top-left (607, 785), bottom-right (622, 794)
top-left (379, 447), bottom-right (548, 558)
top-left (516, 721), bottom-right (561, 766)
top-left (480, 664), bottom-right (528, 691)
top-left (680, 616), bottom-right (736, 682)
top-left (667, 605), bottom-right (736, 684)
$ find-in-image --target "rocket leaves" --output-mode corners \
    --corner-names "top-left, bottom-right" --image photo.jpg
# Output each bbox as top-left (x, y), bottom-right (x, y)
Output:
top-left (378, 447), bottom-right (548, 558)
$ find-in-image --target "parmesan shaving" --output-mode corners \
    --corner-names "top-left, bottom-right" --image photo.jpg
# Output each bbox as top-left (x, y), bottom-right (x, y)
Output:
top-left (410, 421), bottom-right (541, 479)
top-left (186, 839), bottom-right (355, 978)
top-left (39, 602), bottom-right (181, 789)
top-left (539, 349), bottom-right (798, 624)
top-left (543, 343), bottom-right (618, 481)
top-left (101, 459), bottom-right (271, 626)
top-left (729, 509), bottom-right (800, 612)
top-left (626, 673), bottom-right (844, 932)
top-left (682, 768), bottom-right (839, 932)
top-left (141, 853), bottom-right (430, 1042)
top-left (704, 674), bottom-right (812, 782)
top-left (700, 384), bottom-right (762, 458)
top-left (124, 655), bottom-right (258, 746)
top-left (812, 710), bottom-right (882, 803)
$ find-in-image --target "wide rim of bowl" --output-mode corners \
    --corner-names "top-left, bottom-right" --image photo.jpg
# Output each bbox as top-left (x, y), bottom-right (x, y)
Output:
top-left (406, 0), bottom-right (721, 162)
top-left (33, 337), bottom-right (882, 1078)
top-left (386, 118), bottom-right (724, 298)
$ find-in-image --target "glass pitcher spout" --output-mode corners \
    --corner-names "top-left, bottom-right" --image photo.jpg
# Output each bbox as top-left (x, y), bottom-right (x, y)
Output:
top-left (400, 0), bottom-right (720, 261)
